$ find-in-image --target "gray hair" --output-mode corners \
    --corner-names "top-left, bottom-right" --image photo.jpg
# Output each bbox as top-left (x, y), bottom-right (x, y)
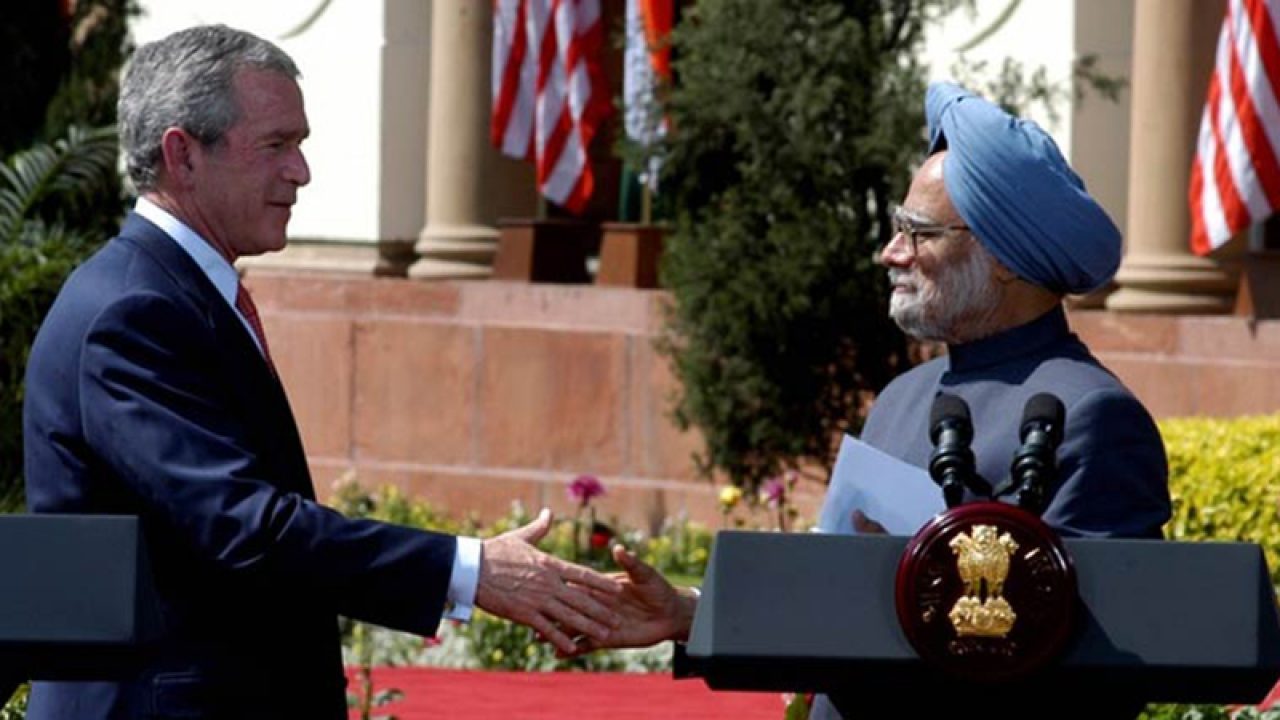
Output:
top-left (119, 25), bottom-right (299, 192)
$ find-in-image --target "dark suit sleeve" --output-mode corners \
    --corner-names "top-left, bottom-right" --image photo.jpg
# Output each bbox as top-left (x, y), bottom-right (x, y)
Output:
top-left (1041, 388), bottom-right (1172, 539)
top-left (78, 290), bottom-right (455, 635)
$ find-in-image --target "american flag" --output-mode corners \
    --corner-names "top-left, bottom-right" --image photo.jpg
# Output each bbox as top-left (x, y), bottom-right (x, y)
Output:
top-left (491, 0), bottom-right (612, 214)
top-left (1190, 0), bottom-right (1280, 255)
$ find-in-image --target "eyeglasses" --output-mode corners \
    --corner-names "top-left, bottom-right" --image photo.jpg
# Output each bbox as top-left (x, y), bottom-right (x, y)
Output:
top-left (886, 208), bottom-right (970, 257)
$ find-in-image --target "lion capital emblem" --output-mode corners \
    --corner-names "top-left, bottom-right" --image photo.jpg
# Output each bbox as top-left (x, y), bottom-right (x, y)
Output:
top-left (947, 524), bottom-right (1019, 638)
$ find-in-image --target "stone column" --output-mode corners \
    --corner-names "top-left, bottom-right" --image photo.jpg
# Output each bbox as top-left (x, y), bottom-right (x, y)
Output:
top-left (1105, 0), bottom-right (1237, 313)
top-left (408, 0), bottom-right (499, 279)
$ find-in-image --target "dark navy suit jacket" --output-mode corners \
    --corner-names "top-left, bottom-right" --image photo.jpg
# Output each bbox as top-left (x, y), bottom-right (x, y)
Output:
top-left (859, 304), bottom-right (1170, 539)
top-left (809, 306), bottom-right (1170, 720)
top-left (24, 213), bottom-right (457, 719)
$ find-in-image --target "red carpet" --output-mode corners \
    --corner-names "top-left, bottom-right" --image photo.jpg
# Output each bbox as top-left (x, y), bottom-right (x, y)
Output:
top-left (346, 668), bottom-right (786, 719)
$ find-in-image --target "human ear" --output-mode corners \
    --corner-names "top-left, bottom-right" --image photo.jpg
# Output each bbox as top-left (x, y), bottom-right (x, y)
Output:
top-left (158, 128), bottom-right (199, 187)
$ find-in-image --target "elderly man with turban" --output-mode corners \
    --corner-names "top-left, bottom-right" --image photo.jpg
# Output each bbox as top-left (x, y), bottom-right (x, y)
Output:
top-left (572, 85), bottom-right (1171, 719)
top-left (852, 81), bottom-right (1170, 538)
top-left (800, 79), bottom-right (1171, 720)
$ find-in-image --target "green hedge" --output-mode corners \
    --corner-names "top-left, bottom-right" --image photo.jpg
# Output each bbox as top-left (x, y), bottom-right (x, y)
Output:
top-left (1161, 414), bottom-right (1280, 584)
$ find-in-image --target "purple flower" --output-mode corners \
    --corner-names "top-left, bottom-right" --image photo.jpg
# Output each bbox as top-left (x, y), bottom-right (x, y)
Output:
top-left (761, 477), bottom-right (786, 507)
top-left (567, 474), bottom-right (605, 506)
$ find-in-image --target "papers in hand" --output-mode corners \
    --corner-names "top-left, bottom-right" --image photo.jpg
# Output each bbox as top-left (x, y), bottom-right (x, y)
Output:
top-left (816, 435), bottom-right (945, 536)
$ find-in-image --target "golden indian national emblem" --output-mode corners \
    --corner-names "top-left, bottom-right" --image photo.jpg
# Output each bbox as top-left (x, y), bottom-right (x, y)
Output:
top-left (896, 502), bottom-right (1078, 680)
top-left (947, 524), bottom-right (1019, 638)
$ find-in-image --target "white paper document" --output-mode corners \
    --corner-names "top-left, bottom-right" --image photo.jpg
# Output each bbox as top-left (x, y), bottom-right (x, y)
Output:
top-left (816, 434), bottom-right (945, 535)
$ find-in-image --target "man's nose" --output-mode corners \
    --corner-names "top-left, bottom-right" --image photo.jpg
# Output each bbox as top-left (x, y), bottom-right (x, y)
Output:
top-left (286, 147), bottom-right (311, 186)
top-left (877, 230), bottom-right (911, 267)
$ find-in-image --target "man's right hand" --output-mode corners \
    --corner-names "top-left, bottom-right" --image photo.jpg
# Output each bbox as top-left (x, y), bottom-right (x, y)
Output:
top-left (475, 508), bottom-right (622, 655)
top-left (563, 544), bottom-right (697, 656)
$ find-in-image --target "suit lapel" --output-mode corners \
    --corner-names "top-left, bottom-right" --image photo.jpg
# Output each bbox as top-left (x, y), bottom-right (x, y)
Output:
top-left (116, 213), bottom-right (316, 499)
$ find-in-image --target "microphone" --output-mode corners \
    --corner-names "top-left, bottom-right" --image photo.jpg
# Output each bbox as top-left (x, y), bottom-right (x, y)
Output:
top-left (1007, 393), bottom-right (1066, 515)
top-left (928, 394), bottom-right (984, 508)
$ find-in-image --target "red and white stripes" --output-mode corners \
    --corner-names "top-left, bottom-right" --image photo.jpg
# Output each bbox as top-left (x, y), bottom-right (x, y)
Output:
top-left (1190, 0), bottom-right (1280, 254)
top-left (491, 0), bottom-right (611, 214)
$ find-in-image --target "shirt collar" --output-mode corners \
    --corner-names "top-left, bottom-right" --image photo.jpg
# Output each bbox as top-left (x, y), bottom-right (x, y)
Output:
top-left (945, 304), bottom-right (1071, 373)
top-left (134, 196), bottom-right (240, 309)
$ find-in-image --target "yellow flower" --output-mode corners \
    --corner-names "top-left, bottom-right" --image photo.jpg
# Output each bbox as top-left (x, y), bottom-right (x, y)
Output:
top-left (525, 644), bottom-right (537, 657)
top-left (718, 485), bottom-right (743, 511)
top-left (491, 649), bottom-right (504, 663)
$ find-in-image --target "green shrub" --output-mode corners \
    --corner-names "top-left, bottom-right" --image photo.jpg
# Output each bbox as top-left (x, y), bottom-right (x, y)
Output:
top-left (1161, 414), bottom-right (1280, 585)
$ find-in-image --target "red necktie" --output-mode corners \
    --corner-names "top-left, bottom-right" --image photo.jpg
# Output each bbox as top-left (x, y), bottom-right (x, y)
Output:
top-left (235, 283), bottom-right (277, 375)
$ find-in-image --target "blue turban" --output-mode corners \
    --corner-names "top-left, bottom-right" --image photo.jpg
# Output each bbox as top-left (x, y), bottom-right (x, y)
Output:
top-left (925, 82), bottom-right (1121, 294)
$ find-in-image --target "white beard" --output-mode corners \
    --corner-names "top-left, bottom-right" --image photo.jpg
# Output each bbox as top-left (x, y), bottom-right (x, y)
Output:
top-left (889, 244), bottom-right (1003, 343)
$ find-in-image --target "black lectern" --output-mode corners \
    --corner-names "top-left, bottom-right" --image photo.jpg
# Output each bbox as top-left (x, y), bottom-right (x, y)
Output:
top-left (681, 531), bottom-right (1280, 718)
top-left (0, 515), bottom-right (160, 704)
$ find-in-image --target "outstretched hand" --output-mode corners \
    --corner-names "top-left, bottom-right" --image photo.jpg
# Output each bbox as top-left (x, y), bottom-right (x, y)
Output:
top-left (476, 508), bottom-right (622, 654)
top-left (562, 544), bottom-right (698, 656)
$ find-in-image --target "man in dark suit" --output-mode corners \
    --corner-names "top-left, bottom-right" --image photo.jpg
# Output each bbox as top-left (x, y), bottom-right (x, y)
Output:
top-left (23, 25), bottom-right (620, 719)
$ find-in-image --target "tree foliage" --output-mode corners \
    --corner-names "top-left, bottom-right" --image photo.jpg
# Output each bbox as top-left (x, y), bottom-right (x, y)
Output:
top-left (0, 0), bottom-right (136, 513)
top-left (0, 126), bottom-right (119, 245)
top-left (0, 126), bottom-right (120, 513)
top-left (651, 0), bottom-right (954, 490)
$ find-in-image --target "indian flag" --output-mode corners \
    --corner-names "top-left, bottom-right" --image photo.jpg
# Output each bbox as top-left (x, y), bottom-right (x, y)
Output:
top-left (623, 0), bottom-right (673, 193)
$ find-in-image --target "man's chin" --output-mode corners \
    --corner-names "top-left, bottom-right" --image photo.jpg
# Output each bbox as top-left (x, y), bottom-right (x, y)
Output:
top-left (241, 236), bottom-right (288, 257)
top-left (889, 309), bottom-right (914, 331)
top-left (889, 296), bottom-right (918, 320)
top-left (890, 311), bottom-right (943, 342)
top-left (266, 225), bottom-right (290, 251)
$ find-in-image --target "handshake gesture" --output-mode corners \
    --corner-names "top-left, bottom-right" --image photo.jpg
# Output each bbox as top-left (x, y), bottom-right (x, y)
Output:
top-left (475, 508), bottom-right (622, 653)
top-left (476, 509), bottom-right (698, 654)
